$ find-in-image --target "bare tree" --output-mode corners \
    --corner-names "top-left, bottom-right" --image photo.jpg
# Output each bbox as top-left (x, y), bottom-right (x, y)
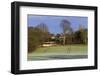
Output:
top-left (36, 23), bottom-right (49, 33)
top-left (36, 23), bottom-right (49, 42)
top-left (60, 19), bottom-right (72, 45)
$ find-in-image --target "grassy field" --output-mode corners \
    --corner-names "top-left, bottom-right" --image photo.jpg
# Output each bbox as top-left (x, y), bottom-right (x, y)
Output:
top-left (28, 44), bottom-right (88, 60)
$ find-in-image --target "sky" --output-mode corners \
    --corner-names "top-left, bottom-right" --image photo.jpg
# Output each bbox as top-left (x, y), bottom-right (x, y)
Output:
top-left (28, 15), bottom-right (88, 34)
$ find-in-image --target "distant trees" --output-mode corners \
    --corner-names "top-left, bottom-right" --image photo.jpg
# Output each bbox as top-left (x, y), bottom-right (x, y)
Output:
top-left (79, 26), bottom-right (88, 44)
top-left (36, 23), bottom-right (49, 42)
top-left (60, 20), bottom-right (87, 45)
top-left (73, 25), bottom-right (88, 44)
top-left (28, 23), bottom-right (49, 53)
top-left (60, 19), bottom-right (73, 45)
top-left (36, 23), bottom-right (49, 33)
top-left (28, 27), bottom-right (43, 52)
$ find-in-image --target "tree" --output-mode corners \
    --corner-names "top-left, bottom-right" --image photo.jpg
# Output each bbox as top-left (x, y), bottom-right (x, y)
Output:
top-left (28, 27), bottom-right (43, 52)
top-left (28, 25), bottom-right (50, 53)
top-left (60, 19), bottom-right (72, 45)
top-left (36, 23), bottom-right (49, 33)
top-left (78, 25), bottom-right (88, 44)
top-left (74, 30), bottom-right (82, 44)
top-left (74, 25), bottom-right (88, 44)
top-left (36, 23), bottom-right (49, 42)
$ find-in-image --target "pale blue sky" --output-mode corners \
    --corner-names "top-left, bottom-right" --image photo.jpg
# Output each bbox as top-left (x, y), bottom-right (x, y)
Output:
top-left (28, 15), bottom-right (88, 34)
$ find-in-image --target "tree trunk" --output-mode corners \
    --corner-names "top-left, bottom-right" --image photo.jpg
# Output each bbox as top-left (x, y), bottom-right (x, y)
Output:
top-left (63, 35), bottom-right (66, 45)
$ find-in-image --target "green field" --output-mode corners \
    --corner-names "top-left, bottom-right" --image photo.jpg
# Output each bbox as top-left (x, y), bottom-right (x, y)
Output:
top-left (28, 45), bottom-right (88, 60)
